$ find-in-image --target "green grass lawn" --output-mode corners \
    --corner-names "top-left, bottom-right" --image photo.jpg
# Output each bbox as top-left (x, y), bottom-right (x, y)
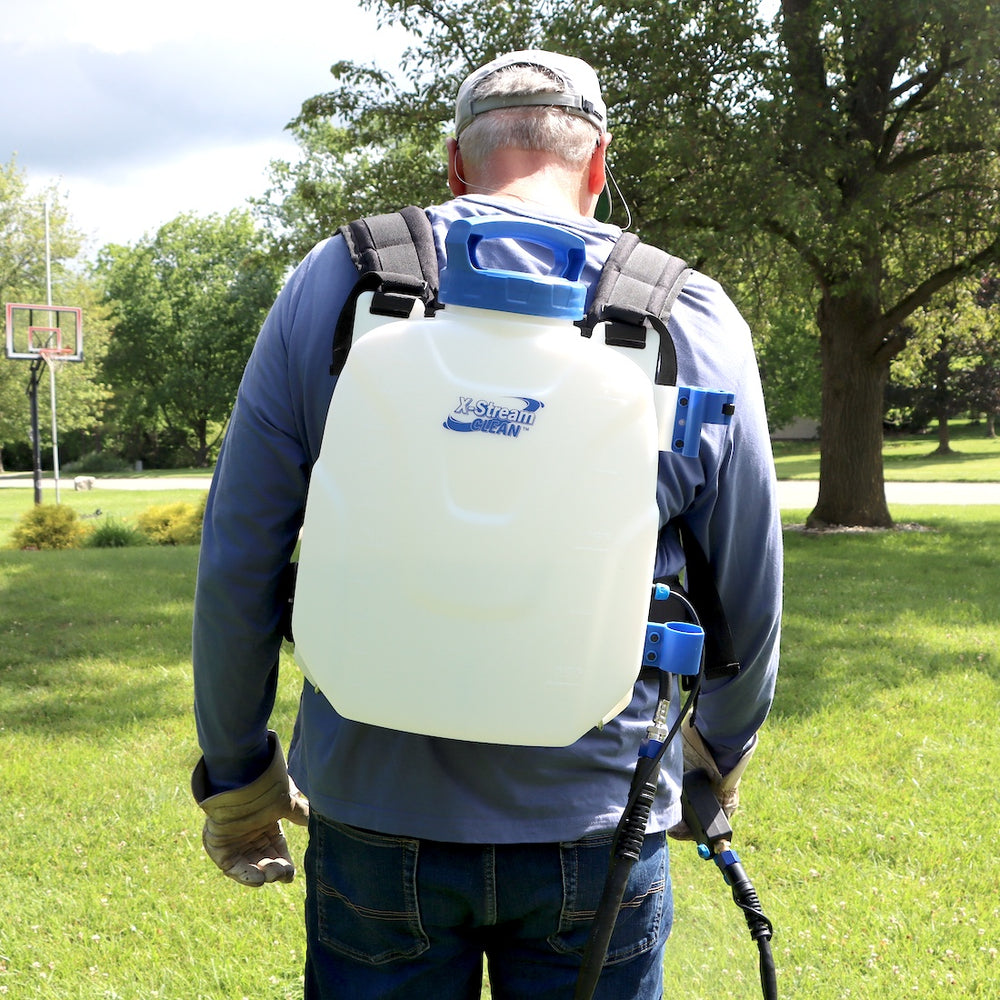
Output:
top-left (2, 491), bottom-right (998, 998)
top-left (664, 508), bottom-right (1000, 999)
top-left (773, 421), bottom-right (1000, 482)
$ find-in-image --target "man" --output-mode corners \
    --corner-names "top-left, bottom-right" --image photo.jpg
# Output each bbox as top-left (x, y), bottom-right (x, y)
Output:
top-left (192, 50), bottom-right (782, 1000)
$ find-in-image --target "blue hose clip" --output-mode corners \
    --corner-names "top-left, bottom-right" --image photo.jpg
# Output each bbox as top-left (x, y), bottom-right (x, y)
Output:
top-left (671, 387), bottom-right (736, 458)
top-left (642, 585), bottom-right (704, 676)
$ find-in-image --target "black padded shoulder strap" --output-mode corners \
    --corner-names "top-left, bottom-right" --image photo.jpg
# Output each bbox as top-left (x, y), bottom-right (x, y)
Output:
top-left (582, 233), bottom-right (691, 387)
top-left (331, 207), bottom-right (441, 375)
top-left (341, 205), bottom-right (439, 281)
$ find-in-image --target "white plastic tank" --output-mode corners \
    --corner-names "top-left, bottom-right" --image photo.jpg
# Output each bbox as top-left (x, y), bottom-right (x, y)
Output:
top-left (293, 217), bottom-right (660, 746)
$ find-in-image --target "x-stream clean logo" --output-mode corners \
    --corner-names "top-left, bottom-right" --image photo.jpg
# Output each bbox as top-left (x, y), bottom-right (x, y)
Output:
top-left (443, 396), bottom-right (544, 438)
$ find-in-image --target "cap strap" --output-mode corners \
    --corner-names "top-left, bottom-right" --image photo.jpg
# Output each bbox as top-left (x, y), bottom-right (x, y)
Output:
top-left (468, 91), bottom-right (604, 126)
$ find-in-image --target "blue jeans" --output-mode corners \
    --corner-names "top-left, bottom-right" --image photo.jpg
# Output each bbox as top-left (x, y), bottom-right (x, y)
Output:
top-left (303, 813), bottom-right (672, 1000)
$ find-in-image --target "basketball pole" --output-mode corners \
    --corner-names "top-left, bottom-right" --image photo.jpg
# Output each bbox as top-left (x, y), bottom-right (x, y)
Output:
top-left (28, 359), bottom-right (44, 506)
top-left (44, 198), bottom-right (63, 503)
top-left (45, 197), bottom-right (53, 307)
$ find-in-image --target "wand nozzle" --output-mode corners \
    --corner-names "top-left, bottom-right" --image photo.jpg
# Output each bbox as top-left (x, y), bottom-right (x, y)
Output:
top-left (681, 769), bottom-right (774, 945)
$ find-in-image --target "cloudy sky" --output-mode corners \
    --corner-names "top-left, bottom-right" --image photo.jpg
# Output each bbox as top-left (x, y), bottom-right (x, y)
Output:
top-left (1, 0), bottom-right (411, 255)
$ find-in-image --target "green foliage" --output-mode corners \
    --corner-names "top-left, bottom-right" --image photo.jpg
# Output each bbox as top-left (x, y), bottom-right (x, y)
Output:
top-left (97, 211), bottom-right (284, 467)
top-left (63, 450), bottom-right (132, 474)
top-left (0, 158), bottom-right (83, 305)
top-left (135, 499), bottom-right (205, 546)
top-left (887, 276), bottom-right (1000, 434)
top-left (271, 0), bottom-right (1000, 526)
top-left (256, 120), bottom-right (448, 264)
top-left (0, 487), bottom-right (209, 549)
top-left (9, 503), bottom-right (86, 550)
top-left (84, 516), bottom-right (149, 548)
top-left (0, 158), bottom-right (94, 469)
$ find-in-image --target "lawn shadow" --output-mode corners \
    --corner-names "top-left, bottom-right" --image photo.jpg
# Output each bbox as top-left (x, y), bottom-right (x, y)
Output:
top-left (0, 547), bottom-right (199, 734)
top-left (775, 515), bottom-right (999, 719)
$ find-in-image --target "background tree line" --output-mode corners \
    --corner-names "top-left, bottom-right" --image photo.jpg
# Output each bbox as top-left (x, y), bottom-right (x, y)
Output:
top-left (2, 0), bottom-right (998, 528)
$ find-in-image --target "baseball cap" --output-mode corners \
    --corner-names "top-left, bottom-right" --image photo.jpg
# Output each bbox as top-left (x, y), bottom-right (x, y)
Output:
top-left (454, 50), bottom-right (608, 138)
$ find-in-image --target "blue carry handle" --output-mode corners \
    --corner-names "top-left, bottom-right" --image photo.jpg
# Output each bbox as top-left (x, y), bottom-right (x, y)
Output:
top-left (439, 217), bottom-right (587, 319)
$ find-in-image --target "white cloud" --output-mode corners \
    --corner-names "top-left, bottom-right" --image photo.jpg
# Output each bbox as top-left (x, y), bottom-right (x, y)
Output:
top-left (2, 0), bottom-right (412, 251)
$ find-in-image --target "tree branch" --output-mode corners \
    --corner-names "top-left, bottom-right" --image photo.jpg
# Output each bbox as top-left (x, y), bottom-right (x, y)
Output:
top-left (875, 234), bottom-right (1000, 356)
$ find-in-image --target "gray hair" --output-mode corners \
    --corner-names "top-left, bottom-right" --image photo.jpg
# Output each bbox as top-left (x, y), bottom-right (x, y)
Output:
top-left (458, 65), bottom-right (601, 170)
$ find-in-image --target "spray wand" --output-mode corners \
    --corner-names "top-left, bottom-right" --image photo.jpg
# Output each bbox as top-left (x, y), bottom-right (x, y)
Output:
top-left (681, 769), bottom-right (777, 1000)
top-left (574, 586), bottom-right (704, 1000)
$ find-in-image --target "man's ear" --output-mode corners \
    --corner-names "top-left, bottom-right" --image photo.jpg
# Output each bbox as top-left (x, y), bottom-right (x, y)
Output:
top-left (586, 133), bottom-right (612, 218)
top-left (589, 133), bottom-right (611, 196)
top-left (447, 137), bottom-right (467, 196)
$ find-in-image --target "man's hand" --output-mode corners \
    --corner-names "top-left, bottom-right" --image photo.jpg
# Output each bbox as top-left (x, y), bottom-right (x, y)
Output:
top-left (192, 731), bottom-right (309, 887)
top-left (669, 717), bottom-right (756, 840)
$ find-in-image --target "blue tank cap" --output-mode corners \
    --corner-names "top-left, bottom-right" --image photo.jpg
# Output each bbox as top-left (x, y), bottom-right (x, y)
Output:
top-left (439, 217), bottom-right (587, 320)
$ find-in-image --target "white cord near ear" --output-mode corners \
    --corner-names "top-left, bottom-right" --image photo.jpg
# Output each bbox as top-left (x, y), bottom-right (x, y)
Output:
top-left (604, 162), bottom-right (633, 231)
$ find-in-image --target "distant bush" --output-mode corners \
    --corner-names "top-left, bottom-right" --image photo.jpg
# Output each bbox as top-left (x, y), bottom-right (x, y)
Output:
top-left (10, 503), bottom-right (86, 550)
top-left (86, 516), bottom-right (149, 548)
top-left (136, 498), bottom-right (205, 546)
top-left (63, 451), bottom-right (131, 474)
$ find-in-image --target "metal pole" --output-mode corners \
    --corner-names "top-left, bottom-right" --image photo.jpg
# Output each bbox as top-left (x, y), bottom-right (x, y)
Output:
top-left (48, 357), bottom-right (61, 503)
top-left (27, 360), bottom-right (43, 505)
top-left (45, 197), bottom-right (53, 308)
top-left (43, 200), bottom-right (62, 502)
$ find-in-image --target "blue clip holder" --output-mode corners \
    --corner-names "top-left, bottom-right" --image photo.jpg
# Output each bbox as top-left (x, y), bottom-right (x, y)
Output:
top-left (671, 387), bottom-right (736, 458)
top-left (643, 618), bottom-right (704, 677)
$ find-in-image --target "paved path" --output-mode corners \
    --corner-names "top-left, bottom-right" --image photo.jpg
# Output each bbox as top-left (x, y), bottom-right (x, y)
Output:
top-left (3, 474), bottom-right (999, 507)
top-left (0, 475), bottom-right (211, 491)
top-left (776, 479), bottom-right (1000, 508)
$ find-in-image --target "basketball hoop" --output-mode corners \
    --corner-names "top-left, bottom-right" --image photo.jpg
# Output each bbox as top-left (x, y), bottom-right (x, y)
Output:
top-left (36, 345), bottom-right (75, 365)
top-left (5, 302), bottom-right (84, 505)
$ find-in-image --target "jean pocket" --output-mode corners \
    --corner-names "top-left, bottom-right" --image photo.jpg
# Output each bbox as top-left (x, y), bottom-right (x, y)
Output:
top-left (551, 830), bottom-right (669, 965)
top-left (309, 817), bottom-right (429, 965)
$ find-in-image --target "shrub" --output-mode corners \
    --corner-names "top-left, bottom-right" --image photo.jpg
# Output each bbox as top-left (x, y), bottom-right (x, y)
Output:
top-left (86, 516), bottom-right (149, 548)
top-left (63, 450), bottom-right (131, 474)
top-left (136, 499), bottom-right (205, 546)
top-left (10, 503), bottom-right (86, 550)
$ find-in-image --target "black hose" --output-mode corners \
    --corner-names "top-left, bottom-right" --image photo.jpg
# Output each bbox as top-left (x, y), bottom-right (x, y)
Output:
top-left (716, 851), bottom-right (777, 1000)
top-left (573, 589), bottom-right (703, 1000)
top-left (573, 754), bottom-right (661, 1000)
top-left (759, 942), bottom-right (778, 1000)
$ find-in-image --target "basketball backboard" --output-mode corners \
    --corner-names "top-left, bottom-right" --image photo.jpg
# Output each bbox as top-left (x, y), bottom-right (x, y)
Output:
top-left (5, 303), bottom-right (83, 361)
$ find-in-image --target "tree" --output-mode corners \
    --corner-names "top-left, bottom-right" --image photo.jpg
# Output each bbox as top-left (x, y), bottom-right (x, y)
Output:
top-left (255, 120), bottom-right (447, 264)
top-left (0, 158), bottom-right (86, 472)
top-left (98, 211), bottom-right (283, 467)
top-left (889, 278), bottom-right (1000, 451)
top-left (760, 0), bottom-right (1000, 525)
top-left (272, 0), bottom-right (1000, 525)
top-left (972, 274), bottom-right (1000, 437)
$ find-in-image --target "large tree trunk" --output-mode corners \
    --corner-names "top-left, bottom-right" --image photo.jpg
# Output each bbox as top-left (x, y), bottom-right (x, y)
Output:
top-left (809, 292), bottom-right (893, 528)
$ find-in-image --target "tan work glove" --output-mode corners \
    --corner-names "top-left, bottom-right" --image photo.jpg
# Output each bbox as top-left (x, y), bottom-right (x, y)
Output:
top-left (192, 730), bottom-right (309, 887)
top-left (669, 716), bottom-right (757, 840)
